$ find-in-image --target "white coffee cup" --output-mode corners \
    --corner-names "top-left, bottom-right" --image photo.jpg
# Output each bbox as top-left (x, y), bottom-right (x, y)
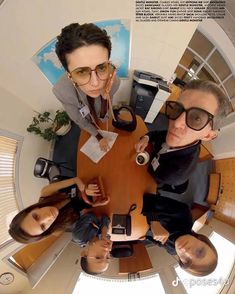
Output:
top-left (136, 151), bottom-right (150, 165)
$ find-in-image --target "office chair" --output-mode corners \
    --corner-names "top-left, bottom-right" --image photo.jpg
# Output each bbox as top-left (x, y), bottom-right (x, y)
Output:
top-left (157, 179), bottom-right (189, 195)
top-left (33, 157), bottom-right (73, 183)
top-left (110, 242), bottom-right (134, 258)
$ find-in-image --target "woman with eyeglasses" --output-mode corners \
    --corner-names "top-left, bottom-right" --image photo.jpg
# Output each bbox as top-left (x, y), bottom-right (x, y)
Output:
top-left (53, 23), bottom-right (120, 152)
top-left (9, 177), bottom-right (109, 244)
top-left (135, 80), bottom-right (229, 188)
top-left (142, 193), bottom-right (218, 276)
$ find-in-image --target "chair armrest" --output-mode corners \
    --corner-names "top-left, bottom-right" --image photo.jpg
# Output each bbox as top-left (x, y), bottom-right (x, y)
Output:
top-left (206, 173), bottom-right (221, 205)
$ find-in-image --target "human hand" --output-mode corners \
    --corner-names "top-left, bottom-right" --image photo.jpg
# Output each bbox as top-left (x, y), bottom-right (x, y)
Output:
top-left (81, 183), bottom-right (110, 207)
top-left (135, 136), bottom-right (149, 153)
top-left (85, 184), bottom-right (101, 196)
top-left (101, 69), bottom-right (117, 100)
top-left (151, 221), bottom-right (170, 245)
top-left (99, 138), bottom-right (110, 152)
top-left (91, 196), bottom-right (110, 207)
top-left (74, 177), bottom-right (85, 192)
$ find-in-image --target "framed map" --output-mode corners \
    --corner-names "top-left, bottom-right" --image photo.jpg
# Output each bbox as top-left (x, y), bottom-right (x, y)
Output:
top-left (32, 19), bottom-right (130, 85)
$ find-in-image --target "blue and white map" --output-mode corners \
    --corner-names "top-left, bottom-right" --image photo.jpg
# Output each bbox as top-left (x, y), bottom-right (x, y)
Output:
top-left (32, 19), bottom-right (130, 85)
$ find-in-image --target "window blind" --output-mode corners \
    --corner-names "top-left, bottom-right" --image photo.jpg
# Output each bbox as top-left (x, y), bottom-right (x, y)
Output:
top-left (0, 135), bottom-right (19, 246)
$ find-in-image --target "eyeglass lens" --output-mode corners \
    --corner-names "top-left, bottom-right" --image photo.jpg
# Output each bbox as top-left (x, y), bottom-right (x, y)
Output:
top-left (166, 101), bottom-right (213, 131)
top-left (71, 62), bottom-right (115, 86)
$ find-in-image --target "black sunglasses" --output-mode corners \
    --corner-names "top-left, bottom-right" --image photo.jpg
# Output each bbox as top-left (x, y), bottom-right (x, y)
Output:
top-left (165, 101), bottom-right (214, 131)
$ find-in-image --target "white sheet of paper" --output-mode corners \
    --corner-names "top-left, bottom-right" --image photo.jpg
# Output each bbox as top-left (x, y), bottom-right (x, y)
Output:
top-left (80, 130), bottom-right (118, 163)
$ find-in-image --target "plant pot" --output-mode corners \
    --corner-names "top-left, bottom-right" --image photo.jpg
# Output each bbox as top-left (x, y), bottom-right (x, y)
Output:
top-left (55, 121), bottom-right (71, 136)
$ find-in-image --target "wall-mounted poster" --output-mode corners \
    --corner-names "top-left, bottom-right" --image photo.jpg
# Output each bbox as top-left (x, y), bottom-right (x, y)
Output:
top-left (32, 19), bottom-right (130, 85)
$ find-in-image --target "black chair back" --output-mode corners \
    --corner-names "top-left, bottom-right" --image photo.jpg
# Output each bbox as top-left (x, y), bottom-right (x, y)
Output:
top-left (158, 180), bottom-right (189, 195)
top-left (110, 242), bottom-right (133, 258)
top-left (34, 157), bottom-right (61, 182)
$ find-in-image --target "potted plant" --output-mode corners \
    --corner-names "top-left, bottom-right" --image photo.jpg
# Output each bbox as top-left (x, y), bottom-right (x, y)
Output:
top-left (27, 110), bottom-right (71, 141)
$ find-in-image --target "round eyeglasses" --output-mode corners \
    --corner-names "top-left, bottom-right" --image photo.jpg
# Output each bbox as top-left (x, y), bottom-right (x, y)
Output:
top-left (70, 62), bottom-right (116, 86)
top-left (165, 101), bottom-right (214, 131)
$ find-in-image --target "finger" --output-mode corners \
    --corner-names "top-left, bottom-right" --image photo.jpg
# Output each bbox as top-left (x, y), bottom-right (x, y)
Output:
top-left (86, 190), bottom-right (101, 196)
top-left (81, 192), bottom-right (93, 205)
top-left (108, 70), bottom-right (116, 89)
top-left (102, 145), bottom-right (110, 152)
top-left (140, 144), bottom-right (147, 152)
top-left (87, 184), bottom-right (98, 189)
top-left (161, 239), bottom-right (167, 245)
top-left (160, 237), bottom-right (167, 245)
top-left (106, 69), bottom-right (116, 91)
top-left (135, 143), bottom-right (140, 152)
top-left (137, 145), bottom-right (144, 153)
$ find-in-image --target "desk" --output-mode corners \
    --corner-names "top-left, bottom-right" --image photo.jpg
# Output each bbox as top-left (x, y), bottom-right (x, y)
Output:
top-left (77, 115), bottom-right (156, 241)
top-left (119, 243), bottom-right (153, 274)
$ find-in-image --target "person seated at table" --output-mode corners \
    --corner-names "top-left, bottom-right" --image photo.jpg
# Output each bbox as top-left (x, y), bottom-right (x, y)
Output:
top-left (8, 177), bottom-right (108, 244)
top-left (142, 193), bottom-right (218, 276)
top-left (135, 80), bottom-right (229, 188)
top-left (53, 22), bottom-right (120, 152)
top-left (72, 213), bottom-right (112, 275)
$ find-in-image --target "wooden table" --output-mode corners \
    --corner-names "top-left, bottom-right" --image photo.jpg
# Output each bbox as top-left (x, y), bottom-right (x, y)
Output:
top-left (119, 243), bottom-right (153, 274)
top-left (77, 115), bottom-right (156, 241)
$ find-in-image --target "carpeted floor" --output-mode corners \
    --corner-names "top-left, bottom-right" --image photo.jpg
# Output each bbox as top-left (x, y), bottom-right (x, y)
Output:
top-left (53, 122), bottom-right (80, 178)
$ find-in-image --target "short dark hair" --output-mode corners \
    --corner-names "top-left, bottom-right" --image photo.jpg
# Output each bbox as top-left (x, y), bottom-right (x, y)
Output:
top-left (183, 80), bottom-right (230, 129)
top-left (80, 256), bottom-right (99, 276)
top-left (55, 23), bottom-right (112, 72)
top-left (8, 193), bottom-right (78, 244)
top-left (179, 233), bottom-right (218, 276)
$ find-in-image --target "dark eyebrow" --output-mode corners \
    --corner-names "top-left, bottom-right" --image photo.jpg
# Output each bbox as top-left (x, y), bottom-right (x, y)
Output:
top-left (70, 61), bottom-right (108, 73)
top-left (196, 247), bottom-right (206, 259)
top-left (32, 212), bottom-right (38, 220)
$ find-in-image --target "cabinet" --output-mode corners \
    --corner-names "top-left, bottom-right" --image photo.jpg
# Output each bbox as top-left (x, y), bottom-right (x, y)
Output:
top-left (130, 71), bottom-right (171, 124)
top-left (130, 82), bottom-right (157, 120)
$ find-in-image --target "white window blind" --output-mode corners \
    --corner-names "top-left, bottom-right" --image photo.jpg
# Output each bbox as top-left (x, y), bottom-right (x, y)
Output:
top-left (0, 135), bottom-right (19, 246)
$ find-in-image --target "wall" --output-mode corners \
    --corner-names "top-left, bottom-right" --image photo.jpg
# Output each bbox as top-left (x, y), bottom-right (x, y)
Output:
top-left (21, 218), bottom-right (235, 294)
top-left (212, 123), bottom-right (235, 159)
top-left (1, 1), bottom-right (234, 293)
top-left (0, 0), bottom-right (198, 111)
top-left (0, 86), bottom-right (50, 206)
top-left (198, 19), bottom-right (235, 159)
top-left (0, 86), bottom-right (50, 294)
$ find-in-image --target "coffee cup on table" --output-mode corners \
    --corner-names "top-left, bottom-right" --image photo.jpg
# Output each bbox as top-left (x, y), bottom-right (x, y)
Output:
top-left (136, 151), bottom-right (150, 165)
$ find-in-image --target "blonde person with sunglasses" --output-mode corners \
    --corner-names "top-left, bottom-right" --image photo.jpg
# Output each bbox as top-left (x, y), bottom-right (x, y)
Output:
top-left (135, 80), bottom-right (230, 189)
top-left (53, 23), bottom-right (120, 152)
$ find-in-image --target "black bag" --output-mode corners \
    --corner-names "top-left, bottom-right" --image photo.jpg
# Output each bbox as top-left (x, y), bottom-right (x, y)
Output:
top-left (112, 105), bottom-right (137, 132)
top-left (111, 242), bottom-right (133, 258)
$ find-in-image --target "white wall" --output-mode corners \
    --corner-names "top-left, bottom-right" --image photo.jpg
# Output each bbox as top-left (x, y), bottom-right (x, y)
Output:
top-left (0, 242), bottom-right (29, 294)
top-left (21, 218), bottom-right (235, 294)
top-left (0, 85), bottom-right (50, 206)
top-left (0, 0), bottom-right (198, 111)
top-left (198, 19), bottom-right (235, 159)
top-left (1, 1), bottom-right (234, 293)
top-left (0, 86), bottom-right (50, 294)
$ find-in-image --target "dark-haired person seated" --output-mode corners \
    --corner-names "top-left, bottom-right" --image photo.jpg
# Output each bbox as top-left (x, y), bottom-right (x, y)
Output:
top-left (135, 80), bottom-right (230, 188)
top-left (72, 213), bottom-right (112, 275)
top-left (9, 177), bottom-right (108, 244)
top-left (142, 193), bottom-right (218, 276)
top-left (53, 22), bottom-right (120, 152)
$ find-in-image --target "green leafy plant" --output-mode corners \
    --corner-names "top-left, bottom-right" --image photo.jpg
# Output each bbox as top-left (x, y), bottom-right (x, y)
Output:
top-left (27, 110), bottom-right (70, 141)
